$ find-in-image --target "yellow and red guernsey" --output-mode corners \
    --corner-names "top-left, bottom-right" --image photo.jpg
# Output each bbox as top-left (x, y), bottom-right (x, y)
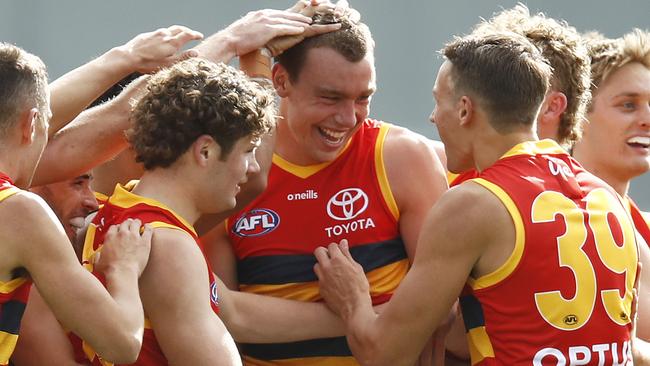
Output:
top-left (72, 182), bottom-right (219, 366)
top-left (228, 119), bottom-right (409, 365)
top-left (0, 173), bottom-right (31, 366)
top-left (460, 140), bottom-right (638, 365)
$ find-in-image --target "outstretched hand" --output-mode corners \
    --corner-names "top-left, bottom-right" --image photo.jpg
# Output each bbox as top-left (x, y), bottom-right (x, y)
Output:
top-left (121, 25), bottom-right (204, 73)
top-left (314, 239), bottom-right (372, 319)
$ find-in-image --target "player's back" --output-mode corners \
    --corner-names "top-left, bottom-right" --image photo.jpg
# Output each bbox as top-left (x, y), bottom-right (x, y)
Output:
top-left (461, 140), bottom-right (637, 365)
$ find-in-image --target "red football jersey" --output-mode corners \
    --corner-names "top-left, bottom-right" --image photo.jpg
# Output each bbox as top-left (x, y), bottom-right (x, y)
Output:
top-left (448, 169), bottom-right (479, 187)
top-left (72, 182), bottom-right (219, 366)
top-left (629, 198), bottom-right (650, 249)
top-left (0, 172), bottom-right (31, 365)
top-left (227, 119), bottom-right (409, 365)
top-left (460, 140), bottom-right (638, 365)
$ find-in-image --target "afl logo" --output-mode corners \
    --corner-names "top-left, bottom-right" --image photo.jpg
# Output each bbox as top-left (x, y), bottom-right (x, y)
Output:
top-left (233, 208), bottom-right (280, 237)
top-left (563, 314), bottom-right (578, 326)
top-left (327, 188), bottom-right (369, 221)
top-left (210, 281), bottom-right (219, 306)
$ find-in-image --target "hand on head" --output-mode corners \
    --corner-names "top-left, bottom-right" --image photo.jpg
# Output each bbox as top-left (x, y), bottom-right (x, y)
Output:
top-left (265, 0), bottom-right (360, 57)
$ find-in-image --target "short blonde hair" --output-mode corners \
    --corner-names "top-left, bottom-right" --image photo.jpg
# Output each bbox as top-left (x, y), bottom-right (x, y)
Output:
top-left (587, 29), bottom-right (650, 98)
top-left (0, 43), bottom-right (48, 139)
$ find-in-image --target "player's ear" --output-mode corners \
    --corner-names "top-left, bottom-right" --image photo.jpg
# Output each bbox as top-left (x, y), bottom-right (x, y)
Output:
top-left (458, 96), bottom-right (473, 126)
top-left (272, 63), bottom-right (291, 98)
top-left (192, 135), bottom-right (220, 167)
top-left (538, 91), bottom-right (567, 136)
top-left (20, 107), bottom-right (40, 144)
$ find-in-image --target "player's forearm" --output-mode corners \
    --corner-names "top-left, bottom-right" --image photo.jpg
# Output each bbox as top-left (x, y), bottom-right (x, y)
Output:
top-left (48, 46), bottom-right (138, 135)
top-left (11, 288), bottom-right (81, 366)
top-left (634, 337), bottom-right (650, 366)
top-left (40, 269), bottom-right (144, 364)
top-left (192, 30), bottom-right (237, 64)
top-left (225, 292), bottom-right (345, 343)
top-left (33, 76), bottom-right (144, 186)
top-left (343, 304), bottom-right (390, 366)
top-left (86, 265), bottom-right (145, 364)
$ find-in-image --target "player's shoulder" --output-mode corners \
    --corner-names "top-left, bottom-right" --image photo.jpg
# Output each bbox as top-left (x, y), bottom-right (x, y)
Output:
top-left (0, 190), bottom-right (58, 229)
top-left (0, 190), bottom-right (66, 263)
top-left (383, 125), bottom-right (440, 162)
top-left (150, 226), bottom-right (199, 256)
top-left (383, 123), bottom-right (431, 145)
top-left (445, 180), bottom-right (507, 220)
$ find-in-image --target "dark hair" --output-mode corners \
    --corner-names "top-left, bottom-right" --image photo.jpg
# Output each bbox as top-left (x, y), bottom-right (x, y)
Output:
top-left (276, 16), bottom-right (374, 81)
top-left (0, 43), bottom-right (48, 138)
top-left (473, 4), bottom-right (591, 147)
top-left (443, 32), bottom-right (552, 133)
top-left (128, 59), bottom-right (275, 170)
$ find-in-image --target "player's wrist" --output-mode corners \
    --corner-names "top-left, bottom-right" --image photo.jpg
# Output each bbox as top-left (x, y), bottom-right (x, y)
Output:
top-left (105, 46), bottom-right (139, 78)
top-left (101, 260), bottom-right (141, 282)
top-left (239, 48), bottom-right (272, 80)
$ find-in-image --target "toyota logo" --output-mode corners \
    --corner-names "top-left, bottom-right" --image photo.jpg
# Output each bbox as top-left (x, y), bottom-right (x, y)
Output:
top-left (327, 188), bottom-right (369, 221)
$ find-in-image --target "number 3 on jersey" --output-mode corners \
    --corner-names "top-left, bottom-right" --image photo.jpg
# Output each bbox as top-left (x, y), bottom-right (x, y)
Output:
top-left (532, 188), bottom-right (638, 330)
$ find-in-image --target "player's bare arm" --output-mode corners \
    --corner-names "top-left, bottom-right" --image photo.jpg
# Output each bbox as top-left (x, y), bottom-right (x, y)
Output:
top-left (383, 125), bottom-right (448, 261)
top-left (48, 25), bottom-right (202, 135)
top-left (4, 192), bottom-right (151, 363)
top-left (33, 75), bottom-right (149, 186)
top-left (315, 182), bottom-right (513, 366)
top-left (11, 287), bottom-right (84, 366)
top-left (139, 228), bottom-right (240, 365)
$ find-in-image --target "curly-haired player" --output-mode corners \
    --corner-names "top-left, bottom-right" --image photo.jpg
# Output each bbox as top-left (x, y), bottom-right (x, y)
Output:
top-left (70, 57), bottom-right (352, 365)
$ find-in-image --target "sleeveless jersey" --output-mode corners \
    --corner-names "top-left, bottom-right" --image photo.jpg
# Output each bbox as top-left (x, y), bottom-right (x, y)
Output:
top-left (227, 119), bottom-right (408, 365)
top-left (628, 198), bottom-right (650, 250)
top-left (448, 169), bottom-right (478, 188)
top-left (0, 173), bottom-right (31, 365)
top-left (72, 181), bottom-right (220, 366)
top-left (459, 140), bottom-right (638, 365)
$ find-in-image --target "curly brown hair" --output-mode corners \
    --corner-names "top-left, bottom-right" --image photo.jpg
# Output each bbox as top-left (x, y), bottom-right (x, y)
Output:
top-left (473, 5), bottom-right (592, 148)
top-left (276, 15), bottom-right (374, 82)
top-left (128, 59), bottom-right (275, 170)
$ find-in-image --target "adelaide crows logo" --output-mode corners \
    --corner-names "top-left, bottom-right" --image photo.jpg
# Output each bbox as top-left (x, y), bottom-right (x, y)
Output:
top-left (232, 208), bottom-right (280, 237)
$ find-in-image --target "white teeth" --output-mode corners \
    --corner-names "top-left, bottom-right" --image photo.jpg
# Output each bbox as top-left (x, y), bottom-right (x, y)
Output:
top-left (69, 217), bottom-right (86, 229)
top-left (627, 136), bottom-right (650, 147)
top-left (319, 127), bottom-right (346, 142)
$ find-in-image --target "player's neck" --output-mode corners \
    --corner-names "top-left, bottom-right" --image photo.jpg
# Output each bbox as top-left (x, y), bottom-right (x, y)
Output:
top-left (572, 144), bottom-right (632, 197)
top-left (133, 171), bottom-right (201, 225)
top-left (0, 149), bottom-right (24, 188)
top-left (474, 130), bottom-right (538, 172)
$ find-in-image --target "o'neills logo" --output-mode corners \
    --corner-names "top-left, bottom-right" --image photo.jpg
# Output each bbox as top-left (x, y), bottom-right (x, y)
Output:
top-left (232, 208), bottom-right (280, 237)
top-left (287, 189), bottom-right (319, 201)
